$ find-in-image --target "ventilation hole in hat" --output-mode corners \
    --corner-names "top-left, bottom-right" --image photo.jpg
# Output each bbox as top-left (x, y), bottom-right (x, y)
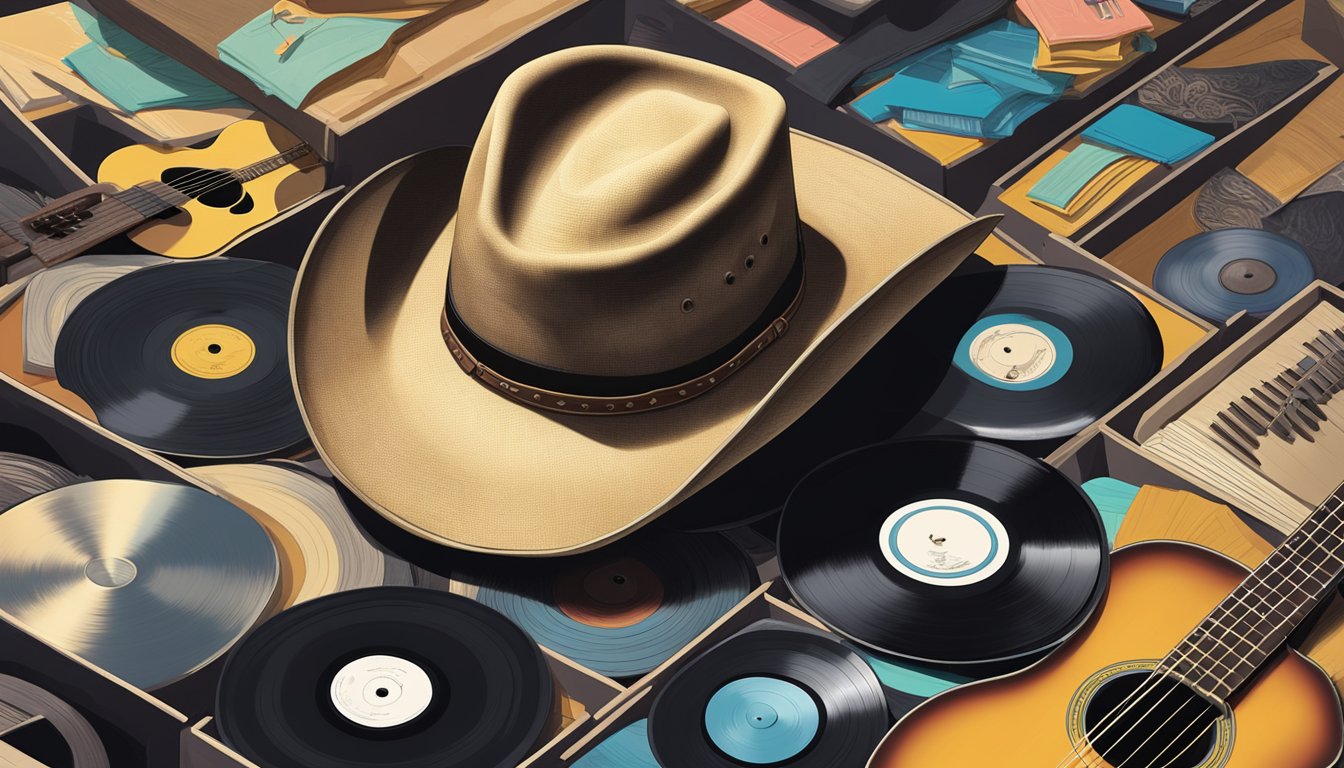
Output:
top-left (724, 272), bottom-right (736, 286)
top-left (760, 234), bottom-right (769, 246)
top-left (682, 299), bottom-right (695, 313)
top-left (745, 255), bottom-right (755, 270)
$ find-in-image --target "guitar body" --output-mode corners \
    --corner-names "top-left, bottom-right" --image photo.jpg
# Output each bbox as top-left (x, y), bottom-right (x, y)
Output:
top-left (96, 120), bottom-right (325, 258)
top-left (870, 542), bottom-right (1343, 767)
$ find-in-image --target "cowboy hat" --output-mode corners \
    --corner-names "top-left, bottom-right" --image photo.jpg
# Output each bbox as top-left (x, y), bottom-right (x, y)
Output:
top-left (290, 45), bottom-right (998, 556)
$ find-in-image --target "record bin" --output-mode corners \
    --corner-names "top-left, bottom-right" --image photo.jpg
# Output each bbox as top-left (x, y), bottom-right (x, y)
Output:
top-left (982, 0), bottom-right (1338, 255)
top-left (624, 0), bottom-right (1287, 208)
top-left (0, 373), bottom-right (209, 767)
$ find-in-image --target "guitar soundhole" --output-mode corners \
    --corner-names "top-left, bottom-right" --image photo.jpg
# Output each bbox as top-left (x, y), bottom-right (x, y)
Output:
top-left (161, 167), bottom-right (254, 213)
top-left (1084, 672), bottom-right (1222, 768)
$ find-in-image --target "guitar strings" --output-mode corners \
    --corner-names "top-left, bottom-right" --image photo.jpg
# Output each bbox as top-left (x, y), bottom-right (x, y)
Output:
top-left (153, 145), bottom-right (311, 200)
top-left (32, 146), bottom-right (316, 249)
top-left (1122, 505), bottom-right (1344, 768)
top-left (1054, 500), bottom-right (1344, 768)
top-left (1049, 633), bottom-right (1211, 767)
top-left (1057, 503), bottom-right (1344, 766)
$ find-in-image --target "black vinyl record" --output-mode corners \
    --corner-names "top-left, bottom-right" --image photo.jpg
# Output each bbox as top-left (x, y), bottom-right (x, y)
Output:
top-left (54, 258), bottom-right (305, 458)
top-left (777, 438), bottom-right (1107, 665)
top-left (886, 265), bottom-right (1162, 443)
top-left (648, 619), bottom-right (888, 768)
top-left (216, 587), bottom-right (555, 768)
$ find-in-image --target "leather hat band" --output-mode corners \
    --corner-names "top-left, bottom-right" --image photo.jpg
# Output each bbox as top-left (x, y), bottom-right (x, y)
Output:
top-left (441, 233), bottom-right (806, 416)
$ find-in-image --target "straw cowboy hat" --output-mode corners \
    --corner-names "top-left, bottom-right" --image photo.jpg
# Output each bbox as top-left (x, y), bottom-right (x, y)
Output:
top-left (290, 45), bottom-right (998, 556)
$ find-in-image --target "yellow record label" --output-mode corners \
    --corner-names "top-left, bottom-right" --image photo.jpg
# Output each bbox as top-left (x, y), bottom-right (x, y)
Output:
top-left (171, 324), bottom-right (255, 379)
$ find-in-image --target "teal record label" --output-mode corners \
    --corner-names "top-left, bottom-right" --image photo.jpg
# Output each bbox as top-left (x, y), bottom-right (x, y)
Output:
top-left (952, 313), bottom-right (1073, 391)
top-left (704, 677), bottom-right (820, 764)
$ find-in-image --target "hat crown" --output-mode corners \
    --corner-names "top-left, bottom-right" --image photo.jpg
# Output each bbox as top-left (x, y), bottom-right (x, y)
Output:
top-left (449, 46), bottom-right (799, 379)
top-left (520, 89), bottom-right (732, 250)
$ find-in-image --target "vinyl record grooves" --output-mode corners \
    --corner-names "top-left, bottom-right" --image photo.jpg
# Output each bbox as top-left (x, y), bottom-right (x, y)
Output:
top-left (0, 674), bottom-right (109, 768)
top-left (191, 463), bottom-right (412, 612)
top-left (571, 720), bottom-right (659, 767)
top-left (885, 265), bottom-right (1162, 442)
top-left (0, 479), bottom-right (278, 689)
top-left (21, 253), bottom-right (172, 376)
top-left (53, 258), bottom-right (306, 458)
top-left (0, 451), bottom-right (86, 511)
top-left (778, 439), bottom-right (1107, 665)
top-left (216, 587), bottom-right (555, 768)
top-left (1153, 228), bottom-right (1316, 322)
top-left (469, 532), bottom-right (758, 678)
top-left (648, 619), bottom-right (888, 768)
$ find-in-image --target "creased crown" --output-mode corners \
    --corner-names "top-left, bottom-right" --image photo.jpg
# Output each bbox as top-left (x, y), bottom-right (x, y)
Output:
top-left (447, 46), bottom-right (798, 378)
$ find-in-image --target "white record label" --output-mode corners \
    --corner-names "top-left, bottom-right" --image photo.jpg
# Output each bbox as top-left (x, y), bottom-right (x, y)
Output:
top-left (878, 499), bottom-right (1010, 587)
top-left (330, 654), bottom-right (434, 728)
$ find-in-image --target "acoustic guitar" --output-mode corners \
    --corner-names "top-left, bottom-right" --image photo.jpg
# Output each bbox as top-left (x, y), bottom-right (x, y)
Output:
top-left (0, 121), bottom-right (323, 284)
top-left (98, 119), bottom-right (325, 258)
top-left (869, 483), bottom-right (1344, 767)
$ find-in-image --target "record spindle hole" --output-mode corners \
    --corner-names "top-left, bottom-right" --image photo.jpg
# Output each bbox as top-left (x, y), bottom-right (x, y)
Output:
top-left (208, 343), bottom-right (222, 354)
top-left (84, 556), bottom-right (137, 589)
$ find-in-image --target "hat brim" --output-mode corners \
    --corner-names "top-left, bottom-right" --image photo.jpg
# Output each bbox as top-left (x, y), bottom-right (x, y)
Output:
top-left (290, 131), bottom-right (998, 555)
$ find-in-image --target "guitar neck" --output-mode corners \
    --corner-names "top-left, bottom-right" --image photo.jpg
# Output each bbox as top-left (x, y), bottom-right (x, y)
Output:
top-left (1160, 483), bottom-right (1344, 702)
top-left (10, 182), bottom-right (188, 280)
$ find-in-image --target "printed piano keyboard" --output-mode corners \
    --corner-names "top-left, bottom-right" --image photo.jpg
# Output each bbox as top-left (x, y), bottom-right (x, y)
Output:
top-left (1141, 302), bottom-right (1344, 533)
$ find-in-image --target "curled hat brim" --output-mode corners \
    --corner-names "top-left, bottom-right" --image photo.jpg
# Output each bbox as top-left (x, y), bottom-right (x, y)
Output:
top-left (290, 131), bottom-right (998, 555)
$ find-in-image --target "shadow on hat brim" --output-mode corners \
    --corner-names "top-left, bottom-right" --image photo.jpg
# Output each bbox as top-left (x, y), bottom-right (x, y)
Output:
top-left (290, 131), bottom-right (999, 555)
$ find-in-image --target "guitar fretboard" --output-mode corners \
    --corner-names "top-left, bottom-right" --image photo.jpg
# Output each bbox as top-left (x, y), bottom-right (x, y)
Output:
top-left (232, 144), bottom-right (313, 182)
top-left (1159, 486), bottom-right (1344, 701)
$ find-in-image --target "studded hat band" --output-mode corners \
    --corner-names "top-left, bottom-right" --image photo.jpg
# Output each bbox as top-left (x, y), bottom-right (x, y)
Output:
top-left (440, 248), bottom-right (807, 416)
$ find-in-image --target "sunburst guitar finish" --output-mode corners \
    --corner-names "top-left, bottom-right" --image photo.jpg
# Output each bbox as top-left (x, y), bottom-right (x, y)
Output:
top-left (97, 120), bottom-right (325, 258)
top-left (870, 542), bottom-right (1343, 768)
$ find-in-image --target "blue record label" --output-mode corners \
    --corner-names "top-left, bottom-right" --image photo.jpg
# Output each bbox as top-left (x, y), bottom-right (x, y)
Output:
top-left (704, 677), bottom-right (820, 764)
